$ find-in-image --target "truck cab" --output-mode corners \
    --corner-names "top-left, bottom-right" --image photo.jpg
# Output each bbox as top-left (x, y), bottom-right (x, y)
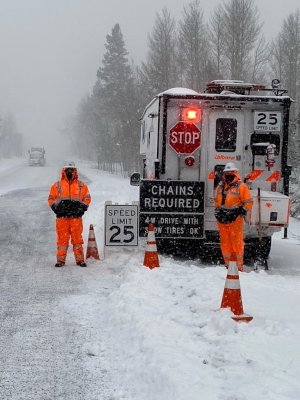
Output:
top-left (28, 147), bottom-right (46, 166)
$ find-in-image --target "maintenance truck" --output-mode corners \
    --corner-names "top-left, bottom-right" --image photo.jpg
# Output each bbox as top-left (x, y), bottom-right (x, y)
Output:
top-left (130, 80), bottom-right (292, 263)
top-left (28, 147), bottom-right (46, 166)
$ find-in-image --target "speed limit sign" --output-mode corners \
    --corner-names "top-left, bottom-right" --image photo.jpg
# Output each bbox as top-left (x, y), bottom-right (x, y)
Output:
top-left (105, 203), bottom-right (139, 246)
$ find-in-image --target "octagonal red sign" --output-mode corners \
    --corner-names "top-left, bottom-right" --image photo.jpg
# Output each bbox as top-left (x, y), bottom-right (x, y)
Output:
top-left (169, 122), bottom-right (201, 154)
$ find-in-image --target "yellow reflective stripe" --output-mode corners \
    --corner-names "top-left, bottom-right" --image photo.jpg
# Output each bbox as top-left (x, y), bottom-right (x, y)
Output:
top-left (57, 245), bottom-right (68, 251)
top-left (78, 181), bottom-right (83, 198)
top-left (56, 181), bottom-right (61, 197)
top-left (223, 253), bottom-right (233, 259)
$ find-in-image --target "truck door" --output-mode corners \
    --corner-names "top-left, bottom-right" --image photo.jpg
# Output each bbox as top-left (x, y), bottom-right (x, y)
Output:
top-left (207, 111), bottom-right (245, 207)
top-left (141, 99), bottom-right (160, 179)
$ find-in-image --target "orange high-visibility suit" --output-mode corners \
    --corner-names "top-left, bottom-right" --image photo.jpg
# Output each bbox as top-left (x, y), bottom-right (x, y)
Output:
top-left (214, 170), bottom-right (253, 269)
top-left (48, 166), bottom-right (91, 265)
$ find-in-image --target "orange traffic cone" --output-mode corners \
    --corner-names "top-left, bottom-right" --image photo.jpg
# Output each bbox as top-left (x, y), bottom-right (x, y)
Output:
top-left (86, 224), bottom-right (100, 260)
top-left (143, 224), bottom-right (160, 269)
top-left (220, 261), bottom-right (253, 322)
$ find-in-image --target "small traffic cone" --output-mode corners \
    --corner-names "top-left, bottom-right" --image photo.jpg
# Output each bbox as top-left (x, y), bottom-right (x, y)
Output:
top-left (143, 224), bottom-right (160, 269)
top-left (86, 224), bottom-right (100, 260)
top-left (220, 261), bottom-right (253, 322)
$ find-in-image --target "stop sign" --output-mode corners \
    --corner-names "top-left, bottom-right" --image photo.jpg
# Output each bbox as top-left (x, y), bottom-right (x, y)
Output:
top-left (169, 122), bottom-right (201, 154)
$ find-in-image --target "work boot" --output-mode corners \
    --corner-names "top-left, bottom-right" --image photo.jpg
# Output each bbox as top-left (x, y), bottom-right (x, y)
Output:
top-left (77, 262), bottom-right (87, 267)
top-left (55, 262), bottom-right (65, 268)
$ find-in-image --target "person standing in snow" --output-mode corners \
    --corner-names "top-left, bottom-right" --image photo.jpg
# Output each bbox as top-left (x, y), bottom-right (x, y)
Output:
top-left (214, 162), bottom-right (253, 272)
top-left (48, 164), bottom-right (91, 268)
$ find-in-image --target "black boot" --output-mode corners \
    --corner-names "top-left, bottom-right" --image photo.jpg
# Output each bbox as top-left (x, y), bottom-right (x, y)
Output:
top-left (76, 262), bottom-right (87, 267)
top-left (55, 262), bottom-right (65, 268)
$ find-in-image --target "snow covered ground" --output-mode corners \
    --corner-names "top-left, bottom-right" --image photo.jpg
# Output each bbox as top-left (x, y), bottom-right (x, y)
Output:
top-left (0, 157), bottom-right (300, 400)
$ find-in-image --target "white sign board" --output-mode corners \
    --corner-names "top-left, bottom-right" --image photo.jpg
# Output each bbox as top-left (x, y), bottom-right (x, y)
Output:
top-left (254, 111), bottom-right (282, 132)
top-left (105, 204), bottom-right (138, 246)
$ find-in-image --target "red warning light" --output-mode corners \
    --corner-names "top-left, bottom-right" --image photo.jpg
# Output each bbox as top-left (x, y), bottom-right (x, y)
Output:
top-left (181, 106), bottom-right (201, 123)
top-left (184, 156), bottom-right (195, 167)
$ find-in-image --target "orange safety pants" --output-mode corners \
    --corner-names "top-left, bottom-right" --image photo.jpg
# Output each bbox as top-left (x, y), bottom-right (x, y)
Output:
top-left (217, 216), bottom-right (244, 267)
top-left (56, 218), bottom-right (84, 264)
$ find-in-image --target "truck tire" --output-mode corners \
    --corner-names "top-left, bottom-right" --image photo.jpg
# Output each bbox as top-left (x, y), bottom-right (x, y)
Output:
top-left (245, 237), bottom-right (272, 260)
top-left (156, 239), bottom-right (201, 259)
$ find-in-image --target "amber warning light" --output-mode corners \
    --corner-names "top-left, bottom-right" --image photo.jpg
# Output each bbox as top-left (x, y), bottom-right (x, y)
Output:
top-left (181, 106), bottom-right (201, 123)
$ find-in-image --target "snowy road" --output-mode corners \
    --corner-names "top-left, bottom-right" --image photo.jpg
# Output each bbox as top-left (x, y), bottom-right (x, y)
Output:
top-left (0, 162), bottom-right (114, 399)
top-left (0, 158), bottom-right (300, 400)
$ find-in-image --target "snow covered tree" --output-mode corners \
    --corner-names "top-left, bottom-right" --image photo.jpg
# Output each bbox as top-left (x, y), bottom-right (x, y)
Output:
top-left (177, 0), bottom-right (213, 91)
top-left (209, 4), bottom-right (226, 79)
top-left (97, 24), bottom-right (134, 120)
top-left (96, 23), bottom-right (139, 174)
top-left (250, 36), bottom-right (269, 82)
top-left (64, 24), bottom-right (140, 175)
top-left (210, 0), bottom-right (262, 80)
top-left (271, 9), bottom-right (300, 177)
top-left (271, 10), bottom-right (300, 105)
top-left (0, 113), bottom-right (23, 158)
top-left (140, 8), bottom-right (177, 98)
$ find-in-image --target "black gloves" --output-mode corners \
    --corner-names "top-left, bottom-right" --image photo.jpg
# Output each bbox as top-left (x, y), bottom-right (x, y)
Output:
top-left (215, 206), bottom-right (247, 224)
top-left (74, 203), bottom-right (88, 217)
top-left (52, 200), bottom-right (88, 218)
top-left (80, 203), bottom-right (88, 212)
top-left (238, 206), bottom-right (247, 216)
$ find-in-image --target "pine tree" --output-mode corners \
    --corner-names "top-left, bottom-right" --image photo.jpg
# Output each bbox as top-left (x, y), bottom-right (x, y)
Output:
top-left (177, 0), bottom-right (212, 92)
top-left (96, 23), bottom-right (139, 174)
top-left (140, 8), bottom-right (177, 98)
top-left (97, 24), bottom-right (133, 119)
top-left (209, 4), bottom-right (225, 79)
top-left (271, 9), bottom-right (300, 177)
top-left (210, 0), bottom-right (262, 80)
top-left (271, 10), bottom-right (300, 103)
top-left (0, 113), bottom-right (23, 157)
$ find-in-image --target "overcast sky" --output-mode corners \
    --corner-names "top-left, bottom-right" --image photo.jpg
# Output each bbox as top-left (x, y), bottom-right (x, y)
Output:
top-left (0, 0), bottom-right (299, 158)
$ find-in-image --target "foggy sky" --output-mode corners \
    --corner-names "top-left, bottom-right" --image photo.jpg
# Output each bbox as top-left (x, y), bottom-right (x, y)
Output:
top-left (0, 0), bottom-right (298, 158)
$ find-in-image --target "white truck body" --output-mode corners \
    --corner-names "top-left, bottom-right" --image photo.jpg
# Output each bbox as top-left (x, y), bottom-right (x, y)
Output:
top-left (28, 147), bottom-right (46, 166)
top-left (133, 81), bottom-right (292, 259)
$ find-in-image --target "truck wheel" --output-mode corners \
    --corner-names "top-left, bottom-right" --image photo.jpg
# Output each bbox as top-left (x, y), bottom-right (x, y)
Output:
top-left (258, 237), bottom-right (272, 258)
top-left (156, 239), bottom-right (200, 259)
top-left (245, 237), bottom-right (272, 260)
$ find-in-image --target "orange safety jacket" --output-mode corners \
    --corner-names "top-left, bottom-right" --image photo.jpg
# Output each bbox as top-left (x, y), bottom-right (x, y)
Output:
top-left (48, 167), bottom-right (91, 218)
top-left (214, 172), bottom-right (253, 213)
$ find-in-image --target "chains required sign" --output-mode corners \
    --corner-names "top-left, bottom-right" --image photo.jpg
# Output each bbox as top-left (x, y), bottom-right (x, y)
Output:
top-left (139, 180), bottom-right (204, 239)
top-left (105, 204), bottom-right (138, 246)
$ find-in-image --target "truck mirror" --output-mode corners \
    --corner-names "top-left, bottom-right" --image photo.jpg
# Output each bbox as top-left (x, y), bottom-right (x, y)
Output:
top-left (130, 172), bottom-right (141, 186)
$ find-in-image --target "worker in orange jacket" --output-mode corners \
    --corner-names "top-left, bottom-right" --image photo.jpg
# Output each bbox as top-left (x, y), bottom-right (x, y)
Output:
top-left (214, 162), bottom-right (253, 272)
top-left (48, 164), bottom-right (91, 267)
